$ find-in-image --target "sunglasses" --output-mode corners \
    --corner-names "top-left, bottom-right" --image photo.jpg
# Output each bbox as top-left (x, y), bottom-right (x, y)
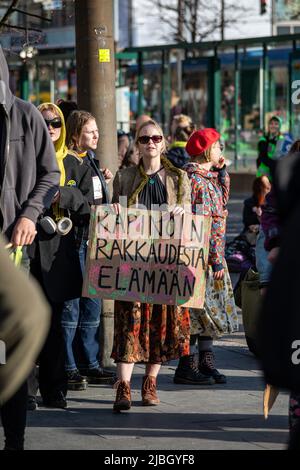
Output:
top-left (137, 135), bottom-right (163, 145)
top-left (44, 118), bottom-right (62, 129)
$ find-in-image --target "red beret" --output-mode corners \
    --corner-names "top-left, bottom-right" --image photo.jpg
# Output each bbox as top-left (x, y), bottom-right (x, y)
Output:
top-left (186, 128), bottom-right (220, 157)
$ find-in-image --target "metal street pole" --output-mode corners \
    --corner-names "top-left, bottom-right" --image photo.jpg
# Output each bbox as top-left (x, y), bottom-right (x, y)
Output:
top-left (271, 0), bottom-right (276, 36)
top-left (75, 0), bottom-right (118, 368)
top-left (75, 0), bottom-right (118, 168)
top-left (221, 0), bottom-right (225, 41)
top-left (128, 0), bottom-right (133, 47)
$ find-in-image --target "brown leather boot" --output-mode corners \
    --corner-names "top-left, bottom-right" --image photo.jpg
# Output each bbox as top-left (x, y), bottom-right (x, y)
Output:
top-left (141, 375), bottom-right (160, 406)
top-left (113, 380), bottom-right (131, 412)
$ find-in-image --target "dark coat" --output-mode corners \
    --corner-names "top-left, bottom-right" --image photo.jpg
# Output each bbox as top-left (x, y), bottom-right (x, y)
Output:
top-left (31, 154), bottom-right (94, 303)
top-left (259, 201), bottom-right (300, 391)
top-left (242, 196), bottom-right (260, 230)
top-left (261, 188), bottom-right (280, 251)
top-left (259, 151), bottom-right (300, 391)
top-left (261, 151), bottom-right (300, 251)
top-left (0, 46), bottom-right (60, 238)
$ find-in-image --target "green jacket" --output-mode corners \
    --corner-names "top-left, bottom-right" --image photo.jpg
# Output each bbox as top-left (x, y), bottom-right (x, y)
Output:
top-left (256, 133), bottom-right (284, 181)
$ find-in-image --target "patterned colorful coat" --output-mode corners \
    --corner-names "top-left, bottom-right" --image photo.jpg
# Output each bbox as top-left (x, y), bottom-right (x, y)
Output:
top-left (184, 162), bottom-right (230, 271)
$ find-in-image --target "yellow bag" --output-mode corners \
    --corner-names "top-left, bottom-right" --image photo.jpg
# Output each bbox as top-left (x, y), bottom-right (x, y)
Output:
top-left (9, 246), bottom-right (23, 268)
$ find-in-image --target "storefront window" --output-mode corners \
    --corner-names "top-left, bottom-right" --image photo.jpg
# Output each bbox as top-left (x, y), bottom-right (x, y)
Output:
top-left (237, 57), bottom-right (261, 169)
top-left (181, 56), bottom-right (209, 128)
top-left (267, 65), bottom-right (289, 132)
top-left (220, 65), bottom-right (237, 165)
top-left (142, 52), bottom-right (163, 123)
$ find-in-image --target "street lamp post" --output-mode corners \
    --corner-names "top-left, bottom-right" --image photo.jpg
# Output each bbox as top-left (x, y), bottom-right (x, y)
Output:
top-left (75, 0), bottom-right (118, 368)
top-left (271, 0), bottom-right (276, 36)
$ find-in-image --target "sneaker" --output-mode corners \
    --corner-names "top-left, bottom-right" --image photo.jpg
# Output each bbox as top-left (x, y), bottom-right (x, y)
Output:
top-left (173, 354), bottom-right (215, 385)
top-left (82, 367), bottom-right (116, 385)
top-left (27, 395), bottom-right (38, 411)
top-left (198, 350), bottom-right (227, 384)
top-left (67, 370), bottom-right (88, 391)
top-left (43, 391), bottom-right (68, 409)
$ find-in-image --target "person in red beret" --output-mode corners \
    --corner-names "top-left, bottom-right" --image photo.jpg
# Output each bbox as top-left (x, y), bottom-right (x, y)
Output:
top-left (174, 128), bottom-right (238, 386)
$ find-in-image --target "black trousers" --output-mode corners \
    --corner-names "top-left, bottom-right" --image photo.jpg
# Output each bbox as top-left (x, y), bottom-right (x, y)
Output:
top-left (30, 251), bottom-right (67, 402)
top-left (0, 248), bottom-right (30, 450)
top-left (38, 301), bottom-right (68, 402)
top-left (0, 381), bottom-right (27, 450)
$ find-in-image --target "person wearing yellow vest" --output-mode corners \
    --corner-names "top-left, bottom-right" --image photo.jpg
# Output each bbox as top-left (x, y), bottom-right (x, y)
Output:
top-left (166, 123), bottom-right (195, 169)
top-left (256, 116), bottom-right (284, 182)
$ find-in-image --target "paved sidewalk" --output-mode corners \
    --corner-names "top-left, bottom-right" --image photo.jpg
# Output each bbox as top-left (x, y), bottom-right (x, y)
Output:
top-left (2, 192), bottom-right (289, 450)
top-left (0, 320), bottom-right (289, 450)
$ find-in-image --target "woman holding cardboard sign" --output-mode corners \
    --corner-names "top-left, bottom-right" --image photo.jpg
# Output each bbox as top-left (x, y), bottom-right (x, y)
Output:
top-left (111, 119), bottom-right (194, 412)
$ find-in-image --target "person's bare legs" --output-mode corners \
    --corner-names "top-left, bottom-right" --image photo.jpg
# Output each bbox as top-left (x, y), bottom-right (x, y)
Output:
top-left (142, 363), bottom-right (161, 405)
top-left (145, 363), bottom-right (161, 377)
top-left (116, 362), bottom-right (135, 381)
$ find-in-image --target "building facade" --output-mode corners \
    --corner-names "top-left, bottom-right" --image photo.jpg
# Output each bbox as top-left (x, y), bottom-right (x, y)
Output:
top-left (0, 0), bottom-right (132, 103)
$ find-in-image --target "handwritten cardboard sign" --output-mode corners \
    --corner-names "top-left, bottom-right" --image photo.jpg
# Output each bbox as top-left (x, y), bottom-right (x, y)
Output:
top-left (83, 206), bottom-right (211, 308)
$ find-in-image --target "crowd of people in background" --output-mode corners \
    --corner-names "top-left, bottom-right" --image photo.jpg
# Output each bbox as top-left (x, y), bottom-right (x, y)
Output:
top-left (1, 38), bottom-right (300, 450)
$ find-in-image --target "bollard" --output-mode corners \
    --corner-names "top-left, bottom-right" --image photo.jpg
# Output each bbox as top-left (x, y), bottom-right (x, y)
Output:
top-left (100, 299), bottom-right (116, 369)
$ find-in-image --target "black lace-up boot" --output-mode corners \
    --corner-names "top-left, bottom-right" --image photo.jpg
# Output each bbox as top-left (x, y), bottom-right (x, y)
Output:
top-left (173, 354), bottom-right (215, 385)
top-left (198, 350), bottom-right (227, 384)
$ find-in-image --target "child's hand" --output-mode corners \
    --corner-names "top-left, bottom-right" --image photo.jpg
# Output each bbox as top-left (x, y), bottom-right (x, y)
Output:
top-left (213, 269), bottom-right (224, 280)
top-left (213, 156), bottom-right (225, 169)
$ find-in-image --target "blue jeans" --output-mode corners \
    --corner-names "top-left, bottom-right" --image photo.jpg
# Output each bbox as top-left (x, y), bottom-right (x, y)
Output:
top-left (61, 240), bottom-right (101, 372)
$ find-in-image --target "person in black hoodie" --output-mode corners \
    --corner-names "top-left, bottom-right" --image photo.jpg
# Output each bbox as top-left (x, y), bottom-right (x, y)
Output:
top-left (64, 110), bottom-right (115, 388)
top-left (0, 46), bottom-right (59, 450)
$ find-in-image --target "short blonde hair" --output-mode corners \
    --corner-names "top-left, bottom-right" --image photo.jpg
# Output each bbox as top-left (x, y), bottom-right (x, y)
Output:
top-left (191, 147), bottom-right (212, 163)
top-left (172, 114), bottom-right (192, 127)
top-left (38, 103), bottom-right (61, 117)
top-left (135, 119), bottom-right (168, 155)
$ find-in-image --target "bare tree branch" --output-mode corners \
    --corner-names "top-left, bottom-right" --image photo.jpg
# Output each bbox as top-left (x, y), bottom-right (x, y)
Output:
top-left (146, 0), bottom-right (256, 43)
top-left (0, 0), bottom-right (19, 29)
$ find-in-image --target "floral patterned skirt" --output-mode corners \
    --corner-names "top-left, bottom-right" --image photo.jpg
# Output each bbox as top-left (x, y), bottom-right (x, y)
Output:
top-left (111, 301), bottom-right (190, 363)
top-left (189, 261), bottom-right (239, 338)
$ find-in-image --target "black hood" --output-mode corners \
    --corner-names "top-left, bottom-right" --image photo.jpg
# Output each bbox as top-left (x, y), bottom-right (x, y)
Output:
top-left (0, 45), bottom-right (14, 113)
top-left (166, 146), bottom-right (190, 169)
